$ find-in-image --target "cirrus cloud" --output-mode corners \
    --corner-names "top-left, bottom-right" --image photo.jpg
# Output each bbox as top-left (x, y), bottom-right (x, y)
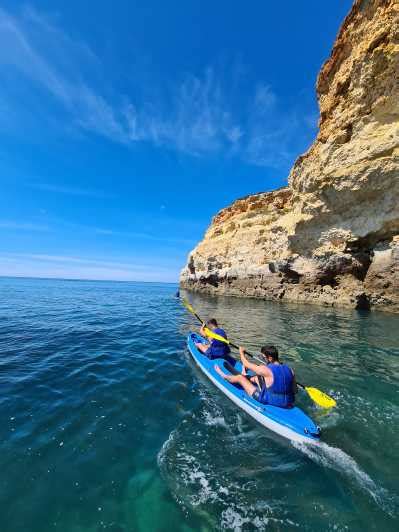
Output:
top-left (0, 5), bottom-right (317, 169)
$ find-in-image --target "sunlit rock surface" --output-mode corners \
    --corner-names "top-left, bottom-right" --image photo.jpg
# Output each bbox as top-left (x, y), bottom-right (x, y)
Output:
top-left (181, 0), bottom-right (399, 312)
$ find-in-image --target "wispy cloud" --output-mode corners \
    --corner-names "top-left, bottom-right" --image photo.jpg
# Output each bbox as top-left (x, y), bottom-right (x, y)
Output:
top-left (1, 252), bottom-right (151, 269)
top-left (0, 6), bottom-right (316, 169)
top-left (0, 6), bottom-right (127, 143)
top-left (0, 220), bottom-right (50, 231)
top-left (124, 68), bottom-right (243, 156)
top-left (93, 227), bottom-right (196, 245)
top-left (0, 252), bottom-right (179, 282)
top-left (0, 216), bottom-right (195, 246)
top-left (31, 183), bottom-right (114, 198)
top-left (244, 83), bottom-right (302, 168)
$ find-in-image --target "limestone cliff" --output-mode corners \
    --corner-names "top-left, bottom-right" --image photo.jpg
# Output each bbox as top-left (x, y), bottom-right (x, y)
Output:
top-left (180, 0), bottom-right (399, 312)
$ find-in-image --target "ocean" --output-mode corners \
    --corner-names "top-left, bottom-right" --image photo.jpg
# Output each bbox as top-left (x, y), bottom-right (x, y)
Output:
top-left (0, 277), bottom-right (398, 531)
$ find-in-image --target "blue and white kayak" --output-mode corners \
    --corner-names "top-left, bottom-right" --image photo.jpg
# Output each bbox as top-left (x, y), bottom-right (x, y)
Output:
top-left (187, 332), bottom-right (321, 444)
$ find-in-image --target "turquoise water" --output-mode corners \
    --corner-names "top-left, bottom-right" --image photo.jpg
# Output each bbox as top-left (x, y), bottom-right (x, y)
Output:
top-left (0, 277), bottom-right (398, 531)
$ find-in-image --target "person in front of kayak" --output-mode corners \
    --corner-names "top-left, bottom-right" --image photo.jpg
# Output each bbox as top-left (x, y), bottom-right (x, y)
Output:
top-left (215, 345), bottom-right (297, 408)
top-left (195, 319), bottom-right (236, 365)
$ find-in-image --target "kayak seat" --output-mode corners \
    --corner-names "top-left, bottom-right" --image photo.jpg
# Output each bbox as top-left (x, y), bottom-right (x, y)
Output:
top-left (221, 361), bottom-right (246, 390)
top-left (223, 361), bottom-right (239, 375)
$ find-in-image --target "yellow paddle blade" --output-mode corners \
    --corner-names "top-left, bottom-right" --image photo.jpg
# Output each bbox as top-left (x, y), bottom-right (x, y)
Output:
top-left (204, 328), bottom-right (230, 345)
top-left (305, 386), bottom-right (336, 409)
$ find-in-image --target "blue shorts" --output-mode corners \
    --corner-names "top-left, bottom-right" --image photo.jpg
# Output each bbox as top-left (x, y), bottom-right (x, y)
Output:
top-left (252, 388), bottom-right (294, 408)
top-left (252, 388), bottom-right (265, 404)
top-left (250, 376), bottom-right (267, 404)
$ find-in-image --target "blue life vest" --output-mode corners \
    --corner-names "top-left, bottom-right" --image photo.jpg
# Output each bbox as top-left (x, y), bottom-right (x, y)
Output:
top-left (259, 363), bottom-right (295, 408)
top-left (207, 328), bottom-right (234, 363)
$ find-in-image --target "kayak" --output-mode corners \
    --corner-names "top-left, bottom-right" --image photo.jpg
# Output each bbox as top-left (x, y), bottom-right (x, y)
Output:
top-left (187, 332), bottom-right (321, 444)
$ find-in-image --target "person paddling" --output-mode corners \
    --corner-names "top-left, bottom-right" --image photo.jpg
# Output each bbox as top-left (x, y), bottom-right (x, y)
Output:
top-left (195, 319), bottom-right (236, 365)
top-left (215, 345), bottom-right (297, 408)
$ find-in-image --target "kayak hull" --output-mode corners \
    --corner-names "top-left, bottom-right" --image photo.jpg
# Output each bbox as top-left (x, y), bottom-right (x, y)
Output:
top-left (187, 332), bottom-right (320, 444)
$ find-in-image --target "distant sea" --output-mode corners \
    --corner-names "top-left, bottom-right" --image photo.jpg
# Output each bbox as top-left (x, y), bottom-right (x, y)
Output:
top-left (0, 276), bottom-right (398, 531)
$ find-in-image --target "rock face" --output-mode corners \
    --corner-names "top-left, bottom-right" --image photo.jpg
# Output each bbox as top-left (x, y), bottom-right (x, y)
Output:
top-left (180, 0), bottom-right (399, 313)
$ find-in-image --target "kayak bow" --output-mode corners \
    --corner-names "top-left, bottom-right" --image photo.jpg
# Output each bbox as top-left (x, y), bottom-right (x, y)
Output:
top-left (187, 332), bottom-right (321, 444)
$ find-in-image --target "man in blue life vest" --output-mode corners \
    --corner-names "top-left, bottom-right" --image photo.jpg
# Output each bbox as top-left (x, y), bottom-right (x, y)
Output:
top-left (215, 345), bottom-right (297, 408)
top-left (195, 319), bottom-right (236, 366)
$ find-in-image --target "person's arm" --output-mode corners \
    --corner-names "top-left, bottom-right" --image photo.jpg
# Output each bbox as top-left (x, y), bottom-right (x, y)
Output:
top-left (239, 347), bottom-right (270, 376)
top-left (199, 323), bottom-right (210, 340)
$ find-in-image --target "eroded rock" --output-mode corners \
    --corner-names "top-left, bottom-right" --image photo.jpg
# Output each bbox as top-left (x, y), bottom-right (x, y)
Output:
top-left (181, 0), bottom-right (399, 313)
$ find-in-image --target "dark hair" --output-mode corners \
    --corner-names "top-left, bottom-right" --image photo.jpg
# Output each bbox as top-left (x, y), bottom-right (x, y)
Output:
top-left (206, 318), bottom-right (218, 327)
top-left (261, 345), bottom-right (279, 361)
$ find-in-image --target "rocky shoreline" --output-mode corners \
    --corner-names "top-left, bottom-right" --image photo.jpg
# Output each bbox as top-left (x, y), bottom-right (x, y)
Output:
top-left (180, 0), bottom-right (399, 313)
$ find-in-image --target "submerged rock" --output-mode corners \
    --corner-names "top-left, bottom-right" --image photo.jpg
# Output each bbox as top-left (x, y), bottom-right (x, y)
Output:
top-left (181, 0), bottom-right (399, 313)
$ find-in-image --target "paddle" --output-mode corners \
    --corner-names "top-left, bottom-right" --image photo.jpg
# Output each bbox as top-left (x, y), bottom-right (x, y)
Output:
top-left (181, 297), bottom-right (336, 409)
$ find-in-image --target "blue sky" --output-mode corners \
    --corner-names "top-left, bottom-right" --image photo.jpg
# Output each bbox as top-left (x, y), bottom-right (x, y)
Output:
top-left (0, 1), bottom-right (352, 282)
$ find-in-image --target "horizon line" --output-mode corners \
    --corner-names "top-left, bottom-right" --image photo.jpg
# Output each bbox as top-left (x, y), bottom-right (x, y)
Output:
top-left (0, 275), bottom-right (179, 285)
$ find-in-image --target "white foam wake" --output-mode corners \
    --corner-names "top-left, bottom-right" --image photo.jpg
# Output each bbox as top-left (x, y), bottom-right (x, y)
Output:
top-left (293, 440), bottom-right (396, 516)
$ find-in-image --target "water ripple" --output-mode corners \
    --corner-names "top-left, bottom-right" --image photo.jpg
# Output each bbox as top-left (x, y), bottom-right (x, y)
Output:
top-left (0, 278), bottom-right (398, 532)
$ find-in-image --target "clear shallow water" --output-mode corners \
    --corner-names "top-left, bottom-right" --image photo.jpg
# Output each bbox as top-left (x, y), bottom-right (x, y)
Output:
top-left (0, 277), bottom-right (398, 531)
